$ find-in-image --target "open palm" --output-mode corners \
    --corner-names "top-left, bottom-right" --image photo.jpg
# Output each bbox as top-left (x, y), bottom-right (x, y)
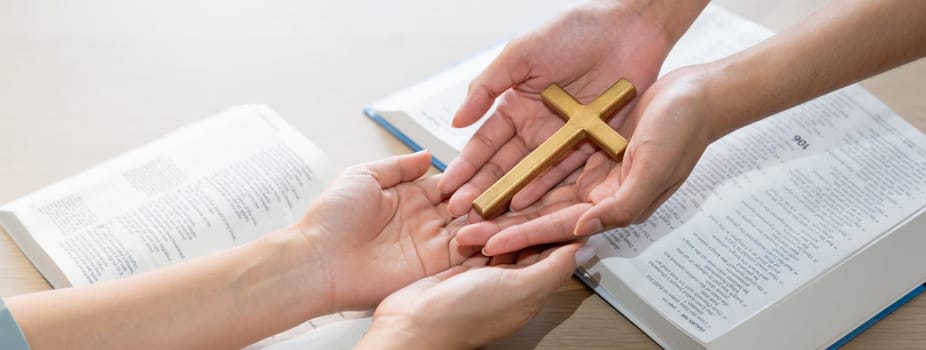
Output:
top-left (440, 1), bottom-right (677, 217)
top-left (301, 151), bottom-right (479, 310)
top-left (454, 65), bottom-right (717, 256)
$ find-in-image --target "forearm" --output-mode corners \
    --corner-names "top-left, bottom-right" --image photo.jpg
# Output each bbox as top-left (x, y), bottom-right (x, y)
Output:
top-left (611, 0), bottom-right (709, 44)
top-left (5, 227), bottom-right (333, 350)
top-left (707, 0), bottom-right (926, 139)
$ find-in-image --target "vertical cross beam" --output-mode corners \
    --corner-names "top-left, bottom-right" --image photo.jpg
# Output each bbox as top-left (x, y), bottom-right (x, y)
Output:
top-left (472, 79), bottom-right (636, 218)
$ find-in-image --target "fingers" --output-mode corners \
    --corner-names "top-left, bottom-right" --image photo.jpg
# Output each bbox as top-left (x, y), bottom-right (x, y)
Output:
top-left (574, 155), bottom-right (666, 236)
top-left (510, 143), bottom-right (596, 210)
top-left (354, 150), bottom-right (432, 189)
top-left (440, 103), bottom-right (519, 202)
top-left (577, 152), bottom-right (621, 202)
top-left (489, 252), bottom-right (520, 266)
top-left (461, 254), bottom-right (491, 267)
top-left (440, 41), bottom-right (534, 204)
top-left (483, 203), bottom-right (591, 256)
top-left (444, 120), bottom-right (594, 216)
top-left (452, 41), bottom-right (529, 128)
top-left (448, 226), bottom-right (485, 266)
top-left (455, 221), bottom-right (506, 247)
top-left (391, 265), bottom-right (472, 297)
top-left (454, 210), bottom-right (533, 247)
top-left (446, 130), bottom-right (530, 216)
top-left (454, 199), bottom-right (577, 248)
top-left (519, 243), bottom-right (583, 294)
top-left (415, 175), bottom-right (446, 205)
top-left (514, 247), bottom-right (544, 265)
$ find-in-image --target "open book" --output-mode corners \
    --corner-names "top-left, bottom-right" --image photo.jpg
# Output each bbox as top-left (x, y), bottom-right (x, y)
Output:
top-left (366, 4), bottom-right (926, 349)
top-left (0, 105), bottom-right (367, 349)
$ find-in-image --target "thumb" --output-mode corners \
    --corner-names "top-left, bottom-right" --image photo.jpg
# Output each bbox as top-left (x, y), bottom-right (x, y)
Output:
top-left (452, 42), bottom-right (529, 128)
top-left (520, 243), bottom-right (583, 295)
top-left (350, 150), bottom-right (432, 189)
top-left (574, 159), bottom-right (665, 235)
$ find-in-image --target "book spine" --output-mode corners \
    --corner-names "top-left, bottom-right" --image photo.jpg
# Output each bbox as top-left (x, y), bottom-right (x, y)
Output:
top-left (363, 107), bottom-right (448, 171)
top-left (826, 283), bottom-right (926, 349)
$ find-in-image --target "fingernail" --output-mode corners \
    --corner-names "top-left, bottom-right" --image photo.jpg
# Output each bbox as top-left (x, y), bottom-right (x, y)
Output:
top-left (574, 245), bottom-right (596, 266)
top-left (574, 219), bottom-right (603, 236)
top-left (481, 247), bottom-right (492, 257)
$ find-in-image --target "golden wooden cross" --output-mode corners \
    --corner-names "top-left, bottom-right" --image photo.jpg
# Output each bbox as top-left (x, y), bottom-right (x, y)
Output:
top-left (472, 79), bottom-right (636, 218)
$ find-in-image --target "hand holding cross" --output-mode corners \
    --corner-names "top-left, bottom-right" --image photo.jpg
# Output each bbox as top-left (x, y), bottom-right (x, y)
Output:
top-left (472, 79), bottom-right (636, 218)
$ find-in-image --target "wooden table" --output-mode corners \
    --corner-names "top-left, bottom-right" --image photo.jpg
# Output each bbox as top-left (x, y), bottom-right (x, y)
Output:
top-left (1, 1), bottom-right (923, 348)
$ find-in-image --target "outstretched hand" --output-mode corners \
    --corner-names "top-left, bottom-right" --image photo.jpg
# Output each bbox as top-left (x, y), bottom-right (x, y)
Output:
top-left (299, 151), bottom-right (478, 310)
top-left (438, 1), bottom-right (678, 218)
top-left (454, 66), bottom-right (719, 256)
top-left (574, 66), bottom-right (716, 235)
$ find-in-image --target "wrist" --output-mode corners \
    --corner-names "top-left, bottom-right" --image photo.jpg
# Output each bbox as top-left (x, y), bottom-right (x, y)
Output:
top-left (292, 219), bottom-right (363, 311)
top-left (249, 226), bottom-right (337, 318)
top-left (605, 0), bottom-right (708, 44)
top-left (701, 50), bottom-right (781, 140)
top-left (647, 63), bottom-right (733, 146)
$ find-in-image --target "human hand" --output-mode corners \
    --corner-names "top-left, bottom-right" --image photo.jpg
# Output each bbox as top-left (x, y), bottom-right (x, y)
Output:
top-left (455, 65), bottom-right (719, 255)
top-left (573, 65), bottom-right (718, 234)
top-left (355, 242), bottom-right (594, 350)
top-left (298, 151), bottom-right (479, 311)
top-left (439, 0), bottom-right (703, 218)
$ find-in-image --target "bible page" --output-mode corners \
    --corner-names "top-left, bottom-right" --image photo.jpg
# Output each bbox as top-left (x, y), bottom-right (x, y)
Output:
top-left (587, 4), bottom-right (926, 342)
top-left (370, 45), bottom-right (501, 152)
top-left (1, 105), bottom-right (333, 287)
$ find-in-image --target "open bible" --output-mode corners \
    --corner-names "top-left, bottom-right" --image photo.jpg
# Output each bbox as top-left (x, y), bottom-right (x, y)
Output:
top-left (0, 105), bottom-right (369, 348)
top-left (366, 4), bottom-right (926, 349)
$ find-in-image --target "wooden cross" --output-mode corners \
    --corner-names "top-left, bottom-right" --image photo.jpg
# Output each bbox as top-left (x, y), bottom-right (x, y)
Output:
top-left (472, 79), bottom-right (636, 218)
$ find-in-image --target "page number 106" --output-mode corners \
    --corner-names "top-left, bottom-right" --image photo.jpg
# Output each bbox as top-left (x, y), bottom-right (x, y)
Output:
top-left (793, 135), bottom-right (810, 150)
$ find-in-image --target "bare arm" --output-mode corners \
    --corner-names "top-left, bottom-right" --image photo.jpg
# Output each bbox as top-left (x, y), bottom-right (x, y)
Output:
top-left (6, 228), bottom-right (332, 349)
top-left (3, 151), bottom-right (482, 350)
top-left (459, 0), bottom-right (926, 254)
top-left (572, 0), bottom-right (926, 234)
top-left (708, 0), bottom-right (926, 139)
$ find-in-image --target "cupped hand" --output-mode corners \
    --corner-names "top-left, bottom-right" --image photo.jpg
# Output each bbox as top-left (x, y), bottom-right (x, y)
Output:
top-left (356, 242), bottom-right (593, 350)
top-left (298, 151), bottom-right (479, 310)
top-left (439, 0), bottom-right (678, 217)
top-left (456, 65), bottom-right (720, 256)
top-left (574, 65), bottom-right (718, 235)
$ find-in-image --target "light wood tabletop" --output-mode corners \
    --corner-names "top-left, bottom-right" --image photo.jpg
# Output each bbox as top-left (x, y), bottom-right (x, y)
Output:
top-left (1, 1), bottom-right (923, 348)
